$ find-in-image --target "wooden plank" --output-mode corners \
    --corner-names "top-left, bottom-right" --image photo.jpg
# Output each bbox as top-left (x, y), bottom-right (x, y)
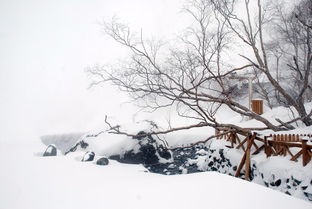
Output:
top-left (291, 150), bottom-right (303, 161)
top-left (252, 144), bottom-right (264, 155)
top-left (245, 143), bottom-right (251, 180)
top-left (269, 141), bottom-right (312, 149)
top-left (286, 147), bottom-right (294, 158)
top-left (235, 152), bottom-right (246, 178)
top-left (236, 136), bottom-right (248, 150)
top-left (244, 133), bottom-right (256, 180)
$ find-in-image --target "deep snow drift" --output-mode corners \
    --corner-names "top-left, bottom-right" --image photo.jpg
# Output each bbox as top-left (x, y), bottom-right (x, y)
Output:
top-left (0, 139), bottom-right (311, 209)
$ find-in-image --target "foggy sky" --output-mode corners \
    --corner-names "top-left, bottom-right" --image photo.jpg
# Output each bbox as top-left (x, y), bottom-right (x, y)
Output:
top-left (0, 0), bottom-right (184, 141)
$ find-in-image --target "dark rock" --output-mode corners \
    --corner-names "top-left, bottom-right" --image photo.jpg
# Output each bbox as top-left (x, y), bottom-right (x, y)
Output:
top-left (270, 182), bottom-right (275, 187)
top-left (294, 179), bottom-right (302, 185)
top-left (302, 185), bottom-right (308, 190)
top-left (140, 144), bottom-right (159, 164)
top-left (110, 143), bottom-right (159, 165)
top-left (291, 176), bottom-right (302, 186)
top-left (208, 161), bottom-right (214, 167)
top-left (81, 151), bottom-right (95, 162)
top-left (96, 157), bottom-right (109, 166)
top-left (80, 140), bottom-right (89, 149)
top-left (293, 179), bottom-right (302, 187)
top-left (286, 178), bottom-right (290, 183)
top-left (133, 131), bottom-right (155, 143)
top-left (65, 140), bottom-right (89, 155)
top-left (303, 192), bottom-right (312, 201)
top-left (43, 144), bottom-right (57, 157)
top-left (310, 179), bottom-right (312, 185)
top-left (110, 151), bottom-right (143, 164)
top-left (158, 145), bottom-right (172, 160)
top-left (285, 191), bottom-right (291, 195)
top-left (233, 166), bottom-right (237, 171)
top-left (275, 179), bottom-right (282, 187)
top-left (264, 181), bottom-right (269, 187)
top-left (133, 131), bottom-right (148, 140)
top-left (211, 167), bottom-right (218, 171)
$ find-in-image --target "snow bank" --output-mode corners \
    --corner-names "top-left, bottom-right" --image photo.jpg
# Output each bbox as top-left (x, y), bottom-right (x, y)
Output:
top-left (1, 140), bottom-right (311, 209)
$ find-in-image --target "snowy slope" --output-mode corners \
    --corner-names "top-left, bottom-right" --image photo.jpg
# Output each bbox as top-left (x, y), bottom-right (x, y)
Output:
top-left (0, 140), bottom-right (311, 209)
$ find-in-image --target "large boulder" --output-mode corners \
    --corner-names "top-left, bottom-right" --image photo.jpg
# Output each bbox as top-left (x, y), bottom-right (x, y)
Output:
top-left (43, 144), bottom-right (57, 157)
top-left (96, 157), bottom-right (109, 166)
top-left (110, 143), bottom-right (159, 165)
top-left (109, 131), bottom-right (172, 165)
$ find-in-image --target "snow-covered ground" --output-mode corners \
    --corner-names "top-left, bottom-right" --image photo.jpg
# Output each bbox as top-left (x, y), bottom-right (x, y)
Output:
top-left (1, 0), bottom-right (311, 208)
top-left (0, 138), bottom-right (311, 209)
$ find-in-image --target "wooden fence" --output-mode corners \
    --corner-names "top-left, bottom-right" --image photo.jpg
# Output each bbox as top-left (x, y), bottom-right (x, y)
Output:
top-left (269, 133), bottom-right (312, 142)
top-left (264, 134), bottom-right (312, 166)
top-left (214, 128), bottom-right (312, 180)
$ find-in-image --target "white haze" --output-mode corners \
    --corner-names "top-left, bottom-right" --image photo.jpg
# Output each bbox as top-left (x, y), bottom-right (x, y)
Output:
top-left (0, 0), bottom-right (186, 142)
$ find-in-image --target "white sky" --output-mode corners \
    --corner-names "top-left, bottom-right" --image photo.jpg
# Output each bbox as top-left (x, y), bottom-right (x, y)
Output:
top-left (0, 0), bottom-right (185, 141)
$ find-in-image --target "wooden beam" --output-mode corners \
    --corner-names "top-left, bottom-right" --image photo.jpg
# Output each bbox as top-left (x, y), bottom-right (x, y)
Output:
top-left (291, 150), bottom-right (303, 161)
top-left (235, 152), bottom-right (246, 178)
top-left (252, 144), bottom-right (264, 155)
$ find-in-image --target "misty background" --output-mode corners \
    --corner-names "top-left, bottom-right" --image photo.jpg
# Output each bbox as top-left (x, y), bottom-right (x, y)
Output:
top-left (0, 0), bottom-right (188, 142)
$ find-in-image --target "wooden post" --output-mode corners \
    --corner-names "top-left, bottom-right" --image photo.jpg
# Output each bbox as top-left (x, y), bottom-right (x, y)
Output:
top-left (302, 139), bottom-right (311, 166)
top-left (245, 138), bottom-right (251, 180)
top-left (296, 134), bottom-right (299, 142)
top-left (235, 133), bottom-right (256, 181)
top-left (281, 134), bottom-right (286, 156)
top-left (215, 129), bottom-right (220, 139)
top-left (264, 137), bottom-right (272, 157)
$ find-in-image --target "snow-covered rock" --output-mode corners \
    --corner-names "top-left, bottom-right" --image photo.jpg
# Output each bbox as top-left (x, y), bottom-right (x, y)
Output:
top-left (81, 151), bottom-right (95, 162)
top-left (43, 144), bottom-right (57, 157)
top-left (109, 132), bottom-right (172, 165)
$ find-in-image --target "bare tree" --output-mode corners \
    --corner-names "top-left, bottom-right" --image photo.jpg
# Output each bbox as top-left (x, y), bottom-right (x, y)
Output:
top-left (211, 0), bottom-right (312, 126)
top-left (88, 0), bottom-right (312, 136)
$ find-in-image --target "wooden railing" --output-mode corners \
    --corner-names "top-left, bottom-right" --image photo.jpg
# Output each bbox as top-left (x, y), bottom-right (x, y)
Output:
top-left (214, 128), bottom-right (312, 180)
top-left (269, 133), bottom-right (311, 142)
top-left (264, 134), bottom-right (312, 166)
